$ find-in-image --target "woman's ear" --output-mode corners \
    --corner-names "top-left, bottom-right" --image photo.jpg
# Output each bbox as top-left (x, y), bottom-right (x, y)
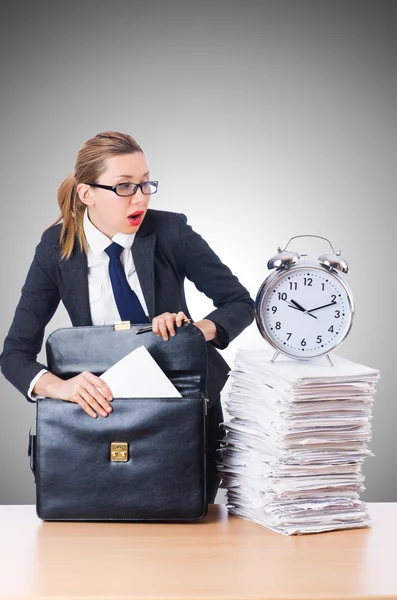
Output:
top-left (76, 183), bottom-right (95, 207)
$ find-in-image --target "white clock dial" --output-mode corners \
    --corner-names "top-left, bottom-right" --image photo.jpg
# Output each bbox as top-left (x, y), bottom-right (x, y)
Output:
top-left (257, 265), bottom-right (353, 358)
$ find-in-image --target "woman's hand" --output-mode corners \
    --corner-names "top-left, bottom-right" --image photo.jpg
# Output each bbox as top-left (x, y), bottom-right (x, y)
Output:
top-left (41, 371), bottom-right (114, 419)
top-left (152, 312), bottom-right (218, 343)
top-left (152, 311), bottom-right (189, 341)
top-left (193, 318), bottom-right (218, 342)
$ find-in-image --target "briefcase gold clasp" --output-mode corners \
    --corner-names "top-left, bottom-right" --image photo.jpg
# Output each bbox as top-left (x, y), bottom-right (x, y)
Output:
top-left (111, 442), bottom-right (129, 462)
top-left (114, 321), bottom-right (131, 331)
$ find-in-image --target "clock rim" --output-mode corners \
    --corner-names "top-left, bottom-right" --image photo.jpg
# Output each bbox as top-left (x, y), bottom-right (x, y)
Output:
top-left (254, 262), bottom-right (355, 360)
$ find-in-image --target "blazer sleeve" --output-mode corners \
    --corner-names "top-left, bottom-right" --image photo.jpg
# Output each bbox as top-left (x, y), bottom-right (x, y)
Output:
top-left (179, 214), bottom-right (255, 349)
top-left (0, 232), bottom-right (61, 402)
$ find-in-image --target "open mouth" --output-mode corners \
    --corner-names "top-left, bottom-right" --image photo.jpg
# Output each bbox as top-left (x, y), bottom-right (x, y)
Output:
top-left (127, 210), bottom-right (144, 225)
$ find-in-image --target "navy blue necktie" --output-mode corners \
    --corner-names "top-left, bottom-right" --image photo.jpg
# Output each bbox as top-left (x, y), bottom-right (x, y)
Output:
top-left (105, 242), bottom-right (149, 323)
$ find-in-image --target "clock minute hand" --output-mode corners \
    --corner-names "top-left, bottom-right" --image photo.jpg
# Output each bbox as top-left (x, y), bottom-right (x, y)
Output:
top-left (289, 299), bottom-right (317, 319)
top-left (308, 301), bottom-right (337, 313)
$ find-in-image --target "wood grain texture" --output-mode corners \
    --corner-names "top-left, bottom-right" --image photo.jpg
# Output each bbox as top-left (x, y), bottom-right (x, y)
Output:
top-left (0, 503), bottom-right (396, 599)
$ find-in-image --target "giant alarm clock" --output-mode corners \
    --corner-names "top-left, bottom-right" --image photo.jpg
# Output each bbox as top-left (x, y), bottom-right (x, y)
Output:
top-left (255, 235), bottom-right (354, 363)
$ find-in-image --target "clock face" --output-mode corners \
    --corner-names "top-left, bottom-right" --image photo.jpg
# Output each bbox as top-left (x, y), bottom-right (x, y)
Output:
top-left (256, 265), bottom-right (354, 358)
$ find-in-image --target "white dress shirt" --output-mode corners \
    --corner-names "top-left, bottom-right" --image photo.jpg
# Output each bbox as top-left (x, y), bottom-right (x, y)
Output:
top-left (27, 209), bottom-right (149, 399)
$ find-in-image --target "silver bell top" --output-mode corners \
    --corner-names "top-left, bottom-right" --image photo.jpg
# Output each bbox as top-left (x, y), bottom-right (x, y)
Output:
top-left (267, 249), bottom-right (300, 270)
top-left (318, 252), bottom-right (349, 274)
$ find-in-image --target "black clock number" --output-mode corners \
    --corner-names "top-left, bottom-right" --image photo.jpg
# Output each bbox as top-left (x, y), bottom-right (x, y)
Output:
top-left (301, 338), bottom-right (306, 346)
top-left (316, 335), bottom-right (322, 344)
top-left (331, 294), bottom-right (336, 302)
top-left (278, 292), bottom-right (287, 301)
top-left (271, 306), bottom-right (277, 314)
top-left (289, 282), bottom-right (298, 290)
top-left (286, 333), bottom-right (292, 340)
top-left (275, 322), bottom-right (281, 330)
top-left (303, 278), bottom-right (312, 286)
top-left (334, 310), bottom-right (340, 318)
top-left (328, 325), bottom-right (334, 333)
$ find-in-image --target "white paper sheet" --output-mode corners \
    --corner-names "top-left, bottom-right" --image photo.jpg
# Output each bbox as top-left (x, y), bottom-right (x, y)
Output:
top-left (99, 346), bottom-right (182, 398)
top-left (234, 346), bottom-right (380, 385)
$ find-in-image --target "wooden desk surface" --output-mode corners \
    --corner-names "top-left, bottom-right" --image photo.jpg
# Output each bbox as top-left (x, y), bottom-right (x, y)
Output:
top-left (0, 503), bottom-right (396, 600)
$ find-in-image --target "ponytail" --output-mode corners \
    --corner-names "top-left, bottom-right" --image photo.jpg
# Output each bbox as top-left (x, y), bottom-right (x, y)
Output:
top-left (44, 173), bottom-right (88, 260)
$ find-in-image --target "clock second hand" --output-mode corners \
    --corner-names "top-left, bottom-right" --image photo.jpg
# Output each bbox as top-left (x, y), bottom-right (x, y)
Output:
top-left (287, 298), bottom-right (317, 319)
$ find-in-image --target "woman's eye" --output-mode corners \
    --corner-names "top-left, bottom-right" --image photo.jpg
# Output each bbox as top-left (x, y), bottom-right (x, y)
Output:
top-left (119, 182), bottom-right (132, 190)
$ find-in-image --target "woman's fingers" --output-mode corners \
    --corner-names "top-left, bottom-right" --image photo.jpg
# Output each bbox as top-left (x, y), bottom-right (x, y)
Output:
top-left (67, 372), bottom-right (114, 419)
top-left (152, 312), bottom-right (174, 340)
top-left (73, 383), bottom-right (109, 418)
top-left (152, 312), bottom-right (189, 341)
top-left (83, 372), bottom-right (113, 405)
top-left (77, 397), bottom-right (98, 419)
top-left (84, 380), bottom-right (113, 414)
top-left (165, 313), bottom-right (177, 338)
top-left (70, 384), bottom-right (98, 418)
top-left (175, 311), bottom-right (187, 327)
top-left (158, 314), bottom-right (174, 340)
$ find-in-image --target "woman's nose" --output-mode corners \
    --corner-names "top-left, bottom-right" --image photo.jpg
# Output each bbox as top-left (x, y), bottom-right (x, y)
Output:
top-left (129, 187), bottom-right (146, 205)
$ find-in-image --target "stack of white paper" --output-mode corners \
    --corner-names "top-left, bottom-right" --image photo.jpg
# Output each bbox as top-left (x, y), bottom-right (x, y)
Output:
top-left (218, 346), bottom-right (380, 535)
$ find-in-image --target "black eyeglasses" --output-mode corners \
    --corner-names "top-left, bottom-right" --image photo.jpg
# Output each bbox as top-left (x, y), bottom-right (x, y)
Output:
top-left (86, 181), bottom-right (159, 196)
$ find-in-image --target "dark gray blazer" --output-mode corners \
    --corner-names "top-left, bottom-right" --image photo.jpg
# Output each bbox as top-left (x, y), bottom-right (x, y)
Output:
top-left (0, 209), bottom-right (255, 407)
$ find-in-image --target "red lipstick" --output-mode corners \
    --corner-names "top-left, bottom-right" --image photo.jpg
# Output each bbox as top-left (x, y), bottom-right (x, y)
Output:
top-left (127, 210), bottom-right (144, 226)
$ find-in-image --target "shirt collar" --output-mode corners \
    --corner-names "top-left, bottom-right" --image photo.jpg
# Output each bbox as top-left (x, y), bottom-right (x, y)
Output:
top-left (83, 208), bottom-right (136, 254)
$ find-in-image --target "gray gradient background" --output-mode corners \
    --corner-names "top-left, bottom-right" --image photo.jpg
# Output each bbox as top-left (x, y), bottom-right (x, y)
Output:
top-left (0, 0), bottom-right (396, 505)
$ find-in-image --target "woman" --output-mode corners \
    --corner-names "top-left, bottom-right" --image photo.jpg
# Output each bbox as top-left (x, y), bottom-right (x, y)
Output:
top-left (0, 131), bottom-right (255, 502)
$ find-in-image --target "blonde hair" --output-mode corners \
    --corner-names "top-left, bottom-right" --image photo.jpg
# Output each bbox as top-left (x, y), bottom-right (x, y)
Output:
top-left (45, 131), bottom-right (143, 259)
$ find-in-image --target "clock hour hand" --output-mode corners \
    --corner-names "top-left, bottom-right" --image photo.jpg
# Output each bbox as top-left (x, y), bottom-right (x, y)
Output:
top-left (308, 301), bottom-right (337, 313)
top-left (289, 299), bottom-right (306, 312)
top-left (287, 299), bottom-right (317, 319)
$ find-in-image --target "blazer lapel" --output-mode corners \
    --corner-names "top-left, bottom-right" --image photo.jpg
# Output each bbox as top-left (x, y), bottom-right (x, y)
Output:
top-left (132, 212), bottom-right (156, 320)
top-left (59, 240), bottom-right (93, 326)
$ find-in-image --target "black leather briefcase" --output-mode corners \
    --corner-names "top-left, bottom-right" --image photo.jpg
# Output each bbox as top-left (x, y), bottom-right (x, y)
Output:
top-left (28, 321), bottom-right (209, 522)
